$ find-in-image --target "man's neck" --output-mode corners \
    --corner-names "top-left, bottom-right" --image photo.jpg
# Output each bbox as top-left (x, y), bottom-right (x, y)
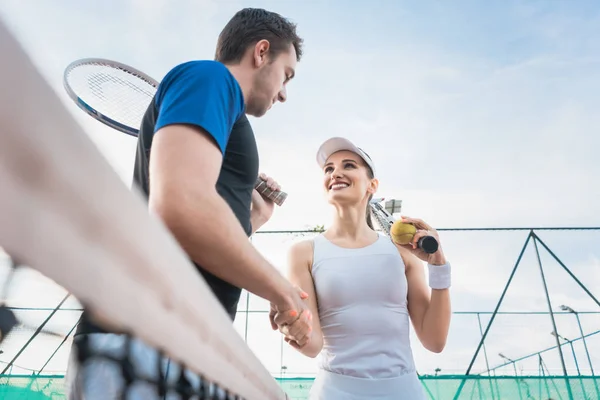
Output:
top-left (224, 63), bottom-right (251, 105)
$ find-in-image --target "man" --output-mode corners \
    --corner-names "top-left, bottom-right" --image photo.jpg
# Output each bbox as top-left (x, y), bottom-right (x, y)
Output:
top-left (67, 8), bottom-right (312, 399)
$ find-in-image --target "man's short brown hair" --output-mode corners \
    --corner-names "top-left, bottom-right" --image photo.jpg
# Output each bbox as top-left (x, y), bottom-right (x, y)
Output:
top-left (215, 8), bottom-right (303, 64)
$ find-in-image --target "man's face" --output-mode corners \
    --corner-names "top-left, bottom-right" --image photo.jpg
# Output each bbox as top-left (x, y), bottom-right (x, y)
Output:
top-left (247, 42), bottom-right (297, 117)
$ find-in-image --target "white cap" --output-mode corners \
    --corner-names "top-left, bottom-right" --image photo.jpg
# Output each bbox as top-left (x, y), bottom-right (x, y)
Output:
top-left (316, 137), bottom-right (376, 177)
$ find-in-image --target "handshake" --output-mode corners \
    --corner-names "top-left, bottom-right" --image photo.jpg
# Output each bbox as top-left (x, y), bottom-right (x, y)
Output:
top-left (268, 285), bottom-right (313, 349)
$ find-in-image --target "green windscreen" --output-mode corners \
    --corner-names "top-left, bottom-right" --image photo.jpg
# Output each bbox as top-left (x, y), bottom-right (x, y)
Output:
top-left (2, 375), bottom-right (599, 400)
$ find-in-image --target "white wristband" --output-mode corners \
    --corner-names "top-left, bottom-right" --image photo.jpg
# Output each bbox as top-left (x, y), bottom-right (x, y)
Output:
top-left (428, 262), bottom-right (451, 290)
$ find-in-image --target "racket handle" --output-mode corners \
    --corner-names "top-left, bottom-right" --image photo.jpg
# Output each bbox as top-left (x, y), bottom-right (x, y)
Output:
top-left (418, 236), bottom-right (439, 254)
top-left (254, 177), bottom-right (288, 206)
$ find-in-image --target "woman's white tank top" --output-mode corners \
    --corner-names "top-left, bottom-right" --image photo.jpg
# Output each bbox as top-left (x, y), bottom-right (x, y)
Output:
top-left (309, 233), bottom-right (426, 399)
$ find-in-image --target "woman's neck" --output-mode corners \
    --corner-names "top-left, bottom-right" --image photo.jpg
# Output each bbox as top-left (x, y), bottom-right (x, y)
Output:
top-left (327, 204), bottom-right (374, 242)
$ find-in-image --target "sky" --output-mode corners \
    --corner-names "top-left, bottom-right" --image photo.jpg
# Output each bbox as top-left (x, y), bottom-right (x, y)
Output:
top-left (0, 0), bottom-right (600, 387)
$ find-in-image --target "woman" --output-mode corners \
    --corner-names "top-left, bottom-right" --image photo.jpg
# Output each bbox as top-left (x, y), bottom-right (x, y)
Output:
top-left (280, 137), bottom-right (452, 399)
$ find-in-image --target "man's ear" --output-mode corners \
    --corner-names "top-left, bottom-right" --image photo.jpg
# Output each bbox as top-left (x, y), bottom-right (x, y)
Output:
top-left (253, 39), bottom-right (271, 67)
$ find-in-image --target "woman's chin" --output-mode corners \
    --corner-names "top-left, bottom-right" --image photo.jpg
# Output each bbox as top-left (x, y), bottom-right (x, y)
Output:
top-left (327, 191), bottom-right (358, 205)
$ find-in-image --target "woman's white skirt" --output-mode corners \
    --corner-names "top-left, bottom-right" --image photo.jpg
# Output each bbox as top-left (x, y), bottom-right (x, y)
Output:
top-left (309, 369), bottom-right (427, 400)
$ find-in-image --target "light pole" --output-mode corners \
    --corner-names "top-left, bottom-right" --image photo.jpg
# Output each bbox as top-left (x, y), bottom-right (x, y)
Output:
top-left (551, 331), bottom-right (580, 375)
top-left (500, 352), bottom-right (523, 400)
top-left (435, 368), bottom-right (441, 399)
top-left (499, 353), bottom-right (518, 376)
top-left (561, 305), bottom-right (600, 399)
top-left (280, 337), bottom-right (285, 379)
top-left (552, 330), bottom-right (589, 399)
top-left (560, 305), bottom-right (594, 374)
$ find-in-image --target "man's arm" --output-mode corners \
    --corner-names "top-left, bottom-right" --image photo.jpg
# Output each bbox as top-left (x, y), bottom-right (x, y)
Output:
top-left (149, 125), bottom-right (294, 305)
top-left (250, 212), bottom-right (267, 235)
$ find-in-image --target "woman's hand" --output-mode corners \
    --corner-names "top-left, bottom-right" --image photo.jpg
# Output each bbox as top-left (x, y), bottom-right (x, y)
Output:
top-left (396, 216), bottom-right (446, 265)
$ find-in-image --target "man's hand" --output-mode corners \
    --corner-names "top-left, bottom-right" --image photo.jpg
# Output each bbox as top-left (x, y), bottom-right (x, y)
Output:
top-left (269, 285), bottom-right (313, 346)
top-left (250, 173), bottom-right (279, 231)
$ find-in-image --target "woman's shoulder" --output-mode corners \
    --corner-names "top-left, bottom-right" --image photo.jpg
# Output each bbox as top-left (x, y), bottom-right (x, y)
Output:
top-left (289, 236), bottom-right (316, 251)
top-left (288, 237), bottom-right (315, 265)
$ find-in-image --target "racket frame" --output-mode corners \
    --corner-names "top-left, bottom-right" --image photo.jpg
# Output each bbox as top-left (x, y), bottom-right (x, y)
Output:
top-left (62, 58), bottom-right (158, 137)
top-left (369, 199), bottom-right (396, 235)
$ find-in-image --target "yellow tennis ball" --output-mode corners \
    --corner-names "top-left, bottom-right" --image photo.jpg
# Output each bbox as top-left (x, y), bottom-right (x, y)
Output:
top-left (390, 221), bottom-right (416, 245)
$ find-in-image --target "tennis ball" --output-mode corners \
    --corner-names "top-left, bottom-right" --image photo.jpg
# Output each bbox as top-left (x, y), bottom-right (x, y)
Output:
top-left (390, 221), bottom-right (416, 245)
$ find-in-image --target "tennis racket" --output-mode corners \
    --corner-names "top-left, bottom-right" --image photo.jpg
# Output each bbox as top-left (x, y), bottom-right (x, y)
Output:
top-left (369, 198), bottom-right (439, 254)
top-left (63, 58), bottom-right (287, 206)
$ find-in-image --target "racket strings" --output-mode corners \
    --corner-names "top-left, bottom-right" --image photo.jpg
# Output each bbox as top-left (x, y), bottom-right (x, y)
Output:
top-left (87, 69), bottom-right (155, 99)
top-left (86, 72), bottom-right (150, 122)
top-left (85, 70), bottom-right (151, 120)
top-left (65, 62), bottom-right (156, 128)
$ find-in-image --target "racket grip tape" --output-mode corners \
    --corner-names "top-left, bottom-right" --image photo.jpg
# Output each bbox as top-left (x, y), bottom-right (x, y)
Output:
top-left (254, 177), bottom-right (288, 206)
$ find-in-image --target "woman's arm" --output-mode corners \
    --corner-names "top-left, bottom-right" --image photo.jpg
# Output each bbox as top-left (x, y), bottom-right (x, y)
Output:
top-left (282, 240), bottom-right (324, 358)
top-left (400, 246), bottom-right (451, 353)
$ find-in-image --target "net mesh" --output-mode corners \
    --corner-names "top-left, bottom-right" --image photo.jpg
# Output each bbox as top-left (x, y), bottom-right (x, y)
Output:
top-left (420, 376), bottom-right (600, 399)
top-left (70, 332), bottom-right (245, 400)
top-left (0, 375), bottom-right (64, 400)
